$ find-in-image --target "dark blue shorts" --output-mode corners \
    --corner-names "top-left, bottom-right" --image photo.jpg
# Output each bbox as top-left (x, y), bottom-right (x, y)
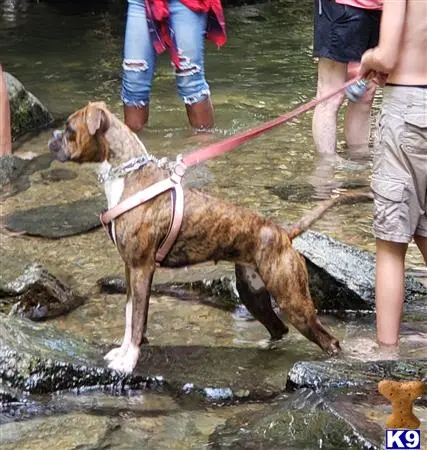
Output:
top-left (313, 0), bottom-right (381, 63)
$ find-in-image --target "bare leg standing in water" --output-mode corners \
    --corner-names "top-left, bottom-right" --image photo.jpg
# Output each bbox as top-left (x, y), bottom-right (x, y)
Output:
top-left (0, 64), bottom-right (12, 156)
top-left (312, 0), bottom-right (382, 157)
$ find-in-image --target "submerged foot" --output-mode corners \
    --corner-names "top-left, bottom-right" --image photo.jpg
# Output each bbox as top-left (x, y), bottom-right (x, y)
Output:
top-left (343, 337), bottom-right (400, 361)
top-left (107, 344), bottom-right (140, 374)
top-left (104, 345), bottom-right (128, 362)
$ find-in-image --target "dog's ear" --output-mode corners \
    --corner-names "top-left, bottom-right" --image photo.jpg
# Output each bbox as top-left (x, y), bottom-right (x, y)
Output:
top-left (86, 102), bottom-right (110, 135)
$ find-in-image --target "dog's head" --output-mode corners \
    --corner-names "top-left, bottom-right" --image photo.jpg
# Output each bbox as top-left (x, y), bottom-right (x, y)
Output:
top-left (49, 101), bottom-right (111, 163)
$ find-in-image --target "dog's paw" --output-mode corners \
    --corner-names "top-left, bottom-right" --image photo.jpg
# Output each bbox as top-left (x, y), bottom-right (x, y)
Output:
top-left (107, 344), bottom-right (140, 374)
top-left (104, 346), bottom-right (126, 362)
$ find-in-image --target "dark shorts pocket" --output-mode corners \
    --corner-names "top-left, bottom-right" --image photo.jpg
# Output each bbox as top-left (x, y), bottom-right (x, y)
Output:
top-left (371, 177), bottom-right (410, 239)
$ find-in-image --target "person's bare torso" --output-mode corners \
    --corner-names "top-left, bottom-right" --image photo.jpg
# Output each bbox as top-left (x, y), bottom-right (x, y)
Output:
top-left (388, 0), bottom-right (427, 85)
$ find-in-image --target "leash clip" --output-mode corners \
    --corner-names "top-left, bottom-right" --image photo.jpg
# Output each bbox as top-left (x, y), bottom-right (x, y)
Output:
top-left (170, 155), bottom-right (187, 184)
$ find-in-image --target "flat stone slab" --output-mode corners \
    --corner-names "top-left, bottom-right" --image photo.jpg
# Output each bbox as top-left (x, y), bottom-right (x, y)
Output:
top-left (6, 195), bottom-right (106, 238)
top-left (1, 413), bottom-right (115, 450)
top-left (0, 154), bottom-right (53, 198)
top-left (40, 167), bottom-right (78, 183)
top-left (294, 230), bottom-right (427, 309)
top-left (287, 358), bottom-right (427, 391)
top-left (0, 313), bottom-right (318, 403)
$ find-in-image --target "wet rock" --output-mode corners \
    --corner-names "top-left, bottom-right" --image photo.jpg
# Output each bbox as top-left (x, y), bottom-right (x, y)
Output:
top-left (40, 168), bottom-right (78, 183)
top-left (209, 388), bottom-right (382, 449)
top-left (5, 71), bottom-right (53, 140)
top-left (0, 154), bottom-right (52, 198)
top-left (0, 312), bottom-right (307, 402)
top-left (0, 313), bottom-right (161, 395)
top-left (0, 413), bottom-right (116, 450)
top-left (0, 262), bottom-right (85, 320)
top-left (5, 195), bottom-right (106, 238)
top-left (98, 264), bottom-right (239, 311)
top-left (0, 384), bottom-right (27, 408)
top-left (98, 275), bottom-right (127, 294)
top-left (294, 231), bottom-right (427, 309)
top-left (0, 155), bottom-right (26, 186)
top-left (287, 358), bottom-right (427, 391)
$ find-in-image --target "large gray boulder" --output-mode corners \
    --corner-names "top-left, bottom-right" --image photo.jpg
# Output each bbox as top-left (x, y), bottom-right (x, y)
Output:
top-left (4, 72), bottom-right (53, 140)
top-left (294, 230), bottom-right (427, 309)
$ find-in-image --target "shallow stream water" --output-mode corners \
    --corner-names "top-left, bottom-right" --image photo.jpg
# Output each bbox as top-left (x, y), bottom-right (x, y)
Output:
top-left (1, 1), bottom-right (426, 448)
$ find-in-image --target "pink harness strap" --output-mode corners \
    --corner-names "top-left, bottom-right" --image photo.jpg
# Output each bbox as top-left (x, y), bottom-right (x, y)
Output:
top-left (100, 166), bottom-right (186, 263)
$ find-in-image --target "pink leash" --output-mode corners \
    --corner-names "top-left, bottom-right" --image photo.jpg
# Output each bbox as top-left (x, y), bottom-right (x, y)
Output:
top-left (181, 75), bottom-right (362, 167)
top-left (100, 75), bottom-right (362, 263)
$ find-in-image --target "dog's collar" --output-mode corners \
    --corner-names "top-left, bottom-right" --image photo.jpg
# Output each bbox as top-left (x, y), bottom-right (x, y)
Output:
top-left (97, 155), bottom-right (152, 184)
top-left (97, 153), bottom-right (178, 184)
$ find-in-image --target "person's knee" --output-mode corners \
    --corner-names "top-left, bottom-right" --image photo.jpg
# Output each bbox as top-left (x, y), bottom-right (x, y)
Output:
top-left (175, 56), bottom-right (210, 105)
top-left (121, 59), bottom-right (151, 109)
top-left (123, 103), bottom-right (149, 133)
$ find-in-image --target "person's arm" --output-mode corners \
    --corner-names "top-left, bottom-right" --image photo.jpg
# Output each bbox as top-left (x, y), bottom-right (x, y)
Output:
top-left (360, 0), bottom-right (407, 77)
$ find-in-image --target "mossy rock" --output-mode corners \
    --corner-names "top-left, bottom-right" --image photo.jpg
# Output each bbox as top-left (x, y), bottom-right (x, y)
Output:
top-left (5, 72), bottom-right (53, 140)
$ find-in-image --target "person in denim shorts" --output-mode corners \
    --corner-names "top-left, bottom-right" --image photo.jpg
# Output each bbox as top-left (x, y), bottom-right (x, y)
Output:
top-left (312, 0), bottom-right (382, 158)
top-left (360, 0), bottom-right (427, 349)
top-left (121, 0), bottom-right (226, 133)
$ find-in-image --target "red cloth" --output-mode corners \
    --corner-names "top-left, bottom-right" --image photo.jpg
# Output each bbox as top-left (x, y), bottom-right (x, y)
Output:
top-left (145, 0), bottom-right (226, 68)
top-left (335, 0), bottom-right (382, 10)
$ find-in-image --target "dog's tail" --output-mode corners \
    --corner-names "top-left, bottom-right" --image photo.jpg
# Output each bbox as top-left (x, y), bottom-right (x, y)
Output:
top-left (285, 190), bottom-right (373, 240)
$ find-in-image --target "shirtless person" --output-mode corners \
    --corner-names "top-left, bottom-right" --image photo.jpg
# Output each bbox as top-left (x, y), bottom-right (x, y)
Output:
top-left (359, 0), bottom-right (427, 348)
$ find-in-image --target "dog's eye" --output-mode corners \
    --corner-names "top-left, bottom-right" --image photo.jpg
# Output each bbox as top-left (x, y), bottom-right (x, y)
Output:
top-left (65, 125), bottom-right (76, 141)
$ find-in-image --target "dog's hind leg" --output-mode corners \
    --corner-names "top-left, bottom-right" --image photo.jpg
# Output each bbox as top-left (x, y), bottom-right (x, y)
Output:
top-left (254, 229), bottom-right (340, 355)
top-left (107, 263), bottom-right (155, 373)
top-left (235, 264), bottom-right (288, 340)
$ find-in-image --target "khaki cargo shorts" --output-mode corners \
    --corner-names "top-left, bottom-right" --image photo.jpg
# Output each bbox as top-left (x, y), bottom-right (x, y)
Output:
top-left (371, 85), bottom-right (427, 243)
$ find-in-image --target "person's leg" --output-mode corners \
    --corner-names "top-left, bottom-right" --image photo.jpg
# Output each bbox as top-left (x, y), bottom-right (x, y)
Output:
top-left (344, 67), bottom-right (377, 159)
top-left (312, 57), bottom-right (347, 154)
top-left (121, 0), bottom-right (156, 132)
top-left (344, 7), bottom-right (381, 158)
top-left (414, 235), bottom-right (427, 264)
top-left (0, 64), bottom-right (12, 156)
top-left (375, 238), bottom-right (408, 347)
top-left (168, 0), bottom-right (213, 131)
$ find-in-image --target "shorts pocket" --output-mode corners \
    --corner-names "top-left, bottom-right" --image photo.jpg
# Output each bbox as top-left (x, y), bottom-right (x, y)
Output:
top-left (371, 177), bottom-right (409, 237)
top-left (373, 110), bottom-right (386, 149)
top-left (403, 111), bottom-right (427, 153)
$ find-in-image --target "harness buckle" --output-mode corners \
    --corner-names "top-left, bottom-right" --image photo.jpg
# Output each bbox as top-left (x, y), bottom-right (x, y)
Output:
top-left (170, 156), bottom-right (187, 184)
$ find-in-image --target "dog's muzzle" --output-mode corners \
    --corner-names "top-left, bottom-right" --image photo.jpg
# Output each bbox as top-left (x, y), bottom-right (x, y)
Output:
top-left (48, 130), bottom-right (68, 162)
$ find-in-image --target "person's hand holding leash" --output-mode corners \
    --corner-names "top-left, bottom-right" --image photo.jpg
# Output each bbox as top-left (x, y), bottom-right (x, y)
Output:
top-left (359, 51), bottom-right (389, 87)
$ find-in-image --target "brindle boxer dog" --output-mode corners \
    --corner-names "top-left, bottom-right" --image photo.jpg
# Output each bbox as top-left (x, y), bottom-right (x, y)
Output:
top-left (49, 101), bottom-right (366, 373)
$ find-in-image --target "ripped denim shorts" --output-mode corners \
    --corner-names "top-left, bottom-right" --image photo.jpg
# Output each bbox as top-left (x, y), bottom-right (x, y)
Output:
top-left (121, 0), bottom-right (210, 107)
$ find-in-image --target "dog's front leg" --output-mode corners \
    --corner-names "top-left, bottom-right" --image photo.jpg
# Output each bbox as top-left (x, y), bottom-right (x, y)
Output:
top-left (107, 263), bottom-right (155, 374)
top-left (105, 266), bottom-right (132, 362)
